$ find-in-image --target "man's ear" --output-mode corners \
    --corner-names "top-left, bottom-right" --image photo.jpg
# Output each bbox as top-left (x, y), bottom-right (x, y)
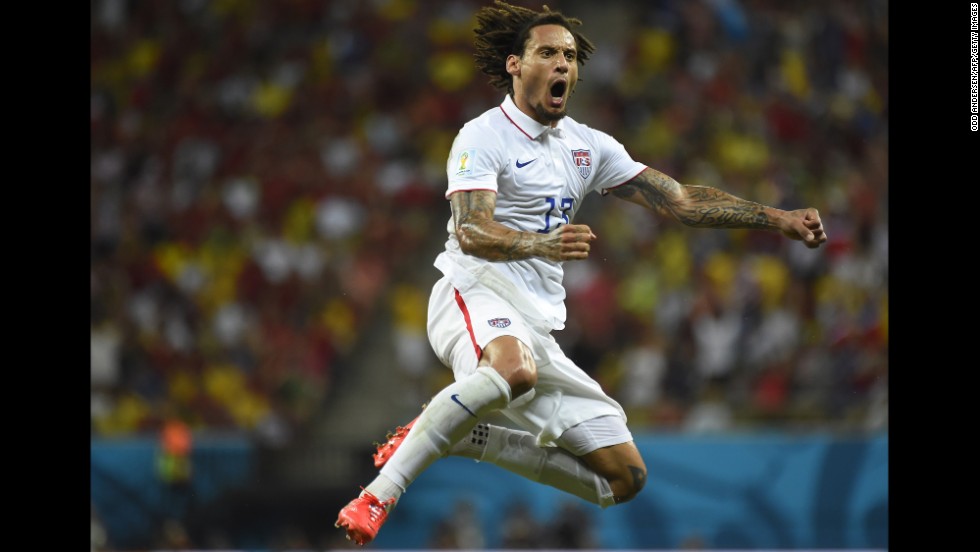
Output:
top-left (506, 54), bottom-right (521, 77)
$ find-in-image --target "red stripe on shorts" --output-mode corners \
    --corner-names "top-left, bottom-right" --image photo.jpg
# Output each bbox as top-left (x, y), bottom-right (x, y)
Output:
top-left (453, 288), bottom-right (483, 360)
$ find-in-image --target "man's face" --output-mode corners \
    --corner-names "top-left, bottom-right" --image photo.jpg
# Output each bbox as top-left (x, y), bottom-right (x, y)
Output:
top-left (507, 24), bottom-right (578, 125)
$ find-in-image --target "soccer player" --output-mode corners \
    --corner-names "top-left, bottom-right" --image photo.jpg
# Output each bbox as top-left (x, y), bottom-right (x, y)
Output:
top-left (335, 1), bottom-right (827, 545)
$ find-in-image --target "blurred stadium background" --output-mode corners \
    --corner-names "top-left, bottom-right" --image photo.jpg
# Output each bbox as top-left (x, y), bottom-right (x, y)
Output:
top-left (90, 0), bottom-right (888, 550)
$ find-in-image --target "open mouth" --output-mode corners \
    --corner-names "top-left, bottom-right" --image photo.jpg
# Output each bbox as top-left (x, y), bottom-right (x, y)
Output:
top-left (549, 80), bottom-right (567, 107)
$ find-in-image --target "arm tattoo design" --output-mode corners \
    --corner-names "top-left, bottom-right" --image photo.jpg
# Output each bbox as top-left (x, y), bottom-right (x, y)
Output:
top-left (612, 168), bottom-right (776, 230)
top-left (610, 167), bottom-right (680, 212)
top-left (680, 186), bottom-right (772, 228)
top-left (451, 191), bottom-right (540, 261)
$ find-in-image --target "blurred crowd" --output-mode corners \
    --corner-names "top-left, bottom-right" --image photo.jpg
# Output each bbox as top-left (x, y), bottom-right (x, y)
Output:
top-left (427, 498), bottom-right (601, 549)
top-left (91, 0), bottom-right (888, 446)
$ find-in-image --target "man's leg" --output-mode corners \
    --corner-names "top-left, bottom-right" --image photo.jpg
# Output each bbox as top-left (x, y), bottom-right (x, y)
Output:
top-left (336, 336), bottom-right (536, 545)
top-left (450, 415), bottom-right (647, 506)
top-left (375, 365), bottom-right (511, 493)
top-left (450, 422), bottom-right (617, 507)
top-left (376, 414), bottom-right (646, 508)
top-left (335, 366), bottom-right (510, 545)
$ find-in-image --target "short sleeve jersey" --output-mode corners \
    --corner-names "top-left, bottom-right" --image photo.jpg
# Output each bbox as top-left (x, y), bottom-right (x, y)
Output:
top-left (434, 94), bottom-right (647, 331)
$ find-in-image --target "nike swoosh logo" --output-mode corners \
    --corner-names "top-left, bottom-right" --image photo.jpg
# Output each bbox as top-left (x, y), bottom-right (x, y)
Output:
top-left (515, 158), bottom-right (537, 168)
top-left (451, 394), bottom-right (477, 418)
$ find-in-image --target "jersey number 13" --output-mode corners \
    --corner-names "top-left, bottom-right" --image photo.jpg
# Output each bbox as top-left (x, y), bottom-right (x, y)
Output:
top-left (536, 197), bottom-right (574, 233)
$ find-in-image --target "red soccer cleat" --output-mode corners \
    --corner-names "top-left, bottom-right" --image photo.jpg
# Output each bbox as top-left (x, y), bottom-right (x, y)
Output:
top-left (372, 404), bottom-right (427, 469)
top-left (372, 416), bottom-right (419, 469)
top-left (335, 490), bottom-right (396, 546)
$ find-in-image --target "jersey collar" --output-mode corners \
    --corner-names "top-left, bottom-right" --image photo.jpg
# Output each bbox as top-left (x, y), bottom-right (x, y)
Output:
top-left (499, 94), bottom-right (565, 141)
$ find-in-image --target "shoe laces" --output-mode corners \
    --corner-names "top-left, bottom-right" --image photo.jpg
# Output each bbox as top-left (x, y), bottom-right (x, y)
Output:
top-left (367, 502), bottom-right (386, 524)
top-left (360, 489), bottom-right (394, 524)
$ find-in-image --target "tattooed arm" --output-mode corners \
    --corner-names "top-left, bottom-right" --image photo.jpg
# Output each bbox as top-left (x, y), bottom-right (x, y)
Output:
top-left (450, 190), bottom-right (597, 262)
top-left (610, 167), bottom-right (827, 249)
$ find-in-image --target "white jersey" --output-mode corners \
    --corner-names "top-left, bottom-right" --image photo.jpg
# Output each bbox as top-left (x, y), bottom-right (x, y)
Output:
top-left (434, 94), bottom-right (647, 331)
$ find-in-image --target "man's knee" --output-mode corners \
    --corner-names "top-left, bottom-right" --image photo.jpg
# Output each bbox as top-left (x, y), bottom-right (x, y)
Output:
top-left (610, 464), bottom-right (647, 504)
top-left (481, 336), bottom-right (537, 398)
top-left (505, 366), bottom-right (537, 397)
top-left (580, 443), bottom-right (647, 505)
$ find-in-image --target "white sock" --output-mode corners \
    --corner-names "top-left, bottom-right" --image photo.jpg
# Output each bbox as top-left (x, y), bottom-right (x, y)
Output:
top-left (375, 366), bottom-right (511, 501)
top-left (362, 474), bottom-right (404, 508)
top-left (449, 423), bottom-right (493, 460)
top-left (451, 424), bottom-right (616, 508)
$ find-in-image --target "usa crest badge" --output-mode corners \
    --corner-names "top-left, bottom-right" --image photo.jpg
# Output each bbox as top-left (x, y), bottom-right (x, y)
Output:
top-left (571, 149), bottom-right (592, 179)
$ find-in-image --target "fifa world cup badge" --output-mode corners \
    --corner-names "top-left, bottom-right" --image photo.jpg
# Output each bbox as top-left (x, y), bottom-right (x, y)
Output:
top-left (456, 149), bottom-right (476, 176)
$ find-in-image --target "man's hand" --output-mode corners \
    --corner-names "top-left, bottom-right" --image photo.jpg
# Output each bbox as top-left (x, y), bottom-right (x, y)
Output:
top-left (540, 224), bottom-right (597, 261)
top-left (779, 208), bottom-right (827, 249)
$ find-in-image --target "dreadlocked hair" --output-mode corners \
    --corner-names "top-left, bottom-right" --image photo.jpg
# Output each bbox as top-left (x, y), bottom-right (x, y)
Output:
top-left (473, 0), bottom-right (595, 94)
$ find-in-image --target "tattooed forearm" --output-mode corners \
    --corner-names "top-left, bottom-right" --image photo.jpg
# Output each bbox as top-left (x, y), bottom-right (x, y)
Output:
top-left (678, 186), bottom-right (773, 229)
top-left (451, 190), bottom-right (542, 261)
top-left (685, 208), bottom-right (770, 227)
top-left (614, 168), bottom-right (778, 230)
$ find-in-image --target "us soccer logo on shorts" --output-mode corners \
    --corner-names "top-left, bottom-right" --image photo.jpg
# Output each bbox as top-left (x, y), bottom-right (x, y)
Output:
top-left (571, 149), bottom-right (592, 179)
top-left (487, 317), bottom-right (511, 328)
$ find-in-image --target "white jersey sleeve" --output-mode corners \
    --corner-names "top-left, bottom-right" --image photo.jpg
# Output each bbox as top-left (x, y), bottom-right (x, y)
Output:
top-left (445, 119), bottom-right (505, 197)
top-left (586, 127), bottom-right (647, 196)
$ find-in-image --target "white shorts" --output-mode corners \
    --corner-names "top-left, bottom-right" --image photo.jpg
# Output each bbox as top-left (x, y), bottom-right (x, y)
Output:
top-left (556, 414), bottom-right (633, 457)
top-left (427, 276), bottom-right (631, 452)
